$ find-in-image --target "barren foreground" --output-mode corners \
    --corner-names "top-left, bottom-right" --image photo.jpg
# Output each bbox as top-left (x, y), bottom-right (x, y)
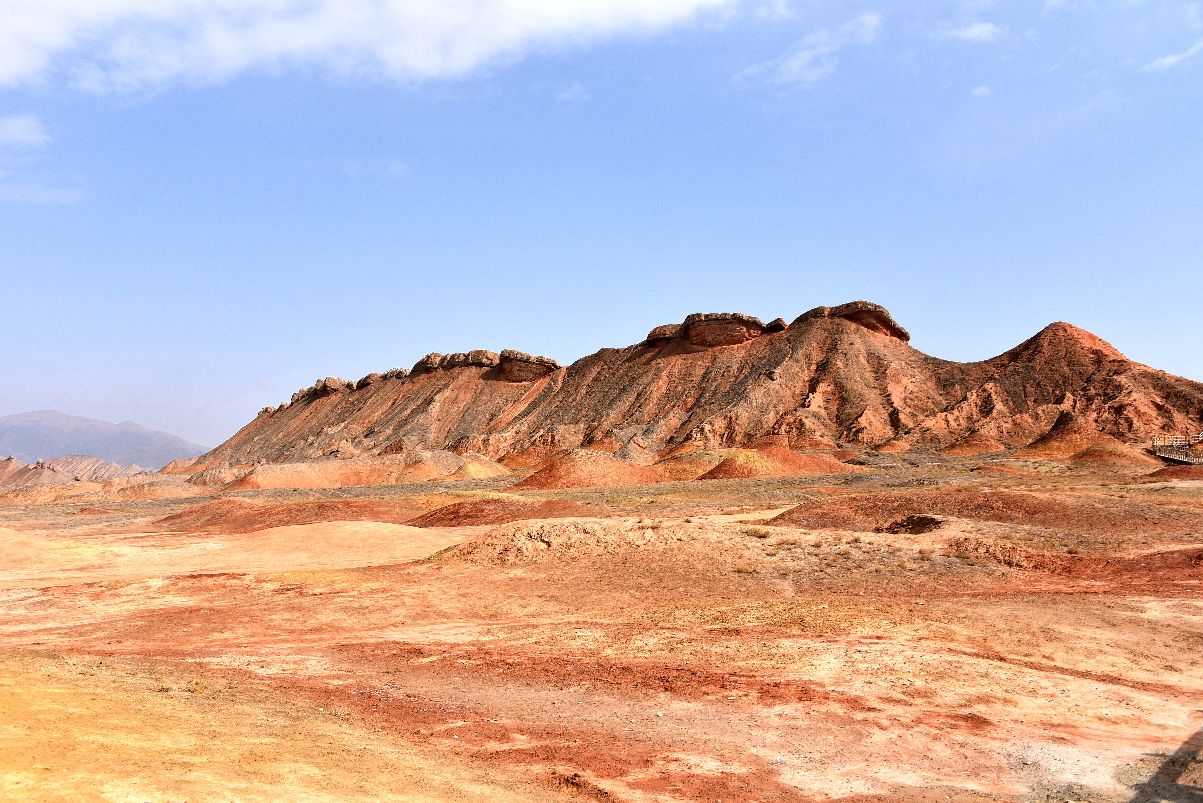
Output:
top-left (1, 455), bottom-right (1201, 801)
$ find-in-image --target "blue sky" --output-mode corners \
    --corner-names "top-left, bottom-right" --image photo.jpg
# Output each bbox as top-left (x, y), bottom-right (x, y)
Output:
top-left (1, 0), bottom-right (1201, 446)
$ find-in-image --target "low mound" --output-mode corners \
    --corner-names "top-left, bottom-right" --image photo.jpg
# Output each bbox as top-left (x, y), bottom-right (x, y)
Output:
top-left (1016, 412), bottom-right (1127, 460)
top-left (445, 456), bottom-right (511, 480)
top-left (0, 474), bottom-right (199, 505)
top-left (950, 537), bottom-right (1203, 582)
top-left (406, 497), bottom-right (601, 528)
top-left (771, 486), bottom-right (1196, 536)
top-left (1145, 464), bottom-right (1203, 481)
top-left (1067, 442), bottom-right (1160, 469)
top-left (942, 432), bottom-right (1006, 457)
top-left (447, 518), bottom-right (758, 567)
top-left (225, 451), bottom-right (493, 490)
top-left (513, 451), bottom-right (662, 490)
top-left (697, 447), bottom-right (866, 481)
top-left (154, 497), bottom-right (426, 534)
top-left (653, 450), bottom-right (729, 481)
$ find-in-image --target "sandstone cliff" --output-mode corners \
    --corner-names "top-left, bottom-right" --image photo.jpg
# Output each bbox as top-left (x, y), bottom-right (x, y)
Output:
top-left (177, 301), bottom-right (1203, 471)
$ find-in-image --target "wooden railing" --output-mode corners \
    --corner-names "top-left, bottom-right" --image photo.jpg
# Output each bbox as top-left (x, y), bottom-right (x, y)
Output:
top-left (1151, 433), bottom-right (1203, 446)
top-left (1150, 432), bottom-right (1203, 465)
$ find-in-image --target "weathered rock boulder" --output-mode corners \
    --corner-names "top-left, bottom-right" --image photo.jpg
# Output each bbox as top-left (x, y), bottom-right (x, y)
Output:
top-left (317, 377), bottom-right (352, 394)
top-left (413, 353), bottom-right (445, 374)
top-left (444, 350), bottom-right (501, 369)
top-left (356, 372), bottom-right (384, 390)
top-left (644, 323), bottom-right (683, 343)
top-left (793, 301), bottom-right (910, 342)
top-left (499, 349), bottom-right (560, 382)
top-left (683, 313), bottom-right (765, 347)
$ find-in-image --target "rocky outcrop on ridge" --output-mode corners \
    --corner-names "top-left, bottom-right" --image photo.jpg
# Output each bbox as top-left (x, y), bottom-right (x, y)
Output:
top-left (499, 350), bottom-right (561, 382)
top-left (793, 301), bottom-right (910, 342)
top-left (177, 301), bottom-right (1203, 472)
top-left (1, 454), bottom-right (142, 487)
top-left (0, 456), bottom-right (74, 487)
top-left (44, 455), bottom-right (143, 482)
top-left (682, 313), bottom-right (766, 347)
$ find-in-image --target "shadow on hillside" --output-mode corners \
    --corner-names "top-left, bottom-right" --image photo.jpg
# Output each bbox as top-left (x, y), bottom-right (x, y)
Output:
top-left (1131, 725), bottom-right (1203, 802)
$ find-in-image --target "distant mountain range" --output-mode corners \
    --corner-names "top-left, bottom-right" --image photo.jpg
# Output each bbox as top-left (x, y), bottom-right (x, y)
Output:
top-left (0, 411), bottom-right (209, 470)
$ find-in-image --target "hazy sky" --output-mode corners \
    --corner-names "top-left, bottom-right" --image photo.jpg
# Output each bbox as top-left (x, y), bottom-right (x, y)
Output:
top-left (1, 0), bottom-right (1201, 446)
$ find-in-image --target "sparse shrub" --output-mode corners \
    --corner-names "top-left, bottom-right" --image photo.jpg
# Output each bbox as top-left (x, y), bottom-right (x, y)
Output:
top-left (744, 528), bottom-right (772, 539)
top-left (849, 536), bottom-right (862, 544)
top-left (1066, 546), bottom-right (1081, 555)
top-left (734, 565), bottom-right (757, 574)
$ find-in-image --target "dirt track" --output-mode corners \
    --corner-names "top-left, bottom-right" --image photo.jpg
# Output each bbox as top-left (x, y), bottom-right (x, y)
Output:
top-left (1, 457), bottom-right (1201, 801)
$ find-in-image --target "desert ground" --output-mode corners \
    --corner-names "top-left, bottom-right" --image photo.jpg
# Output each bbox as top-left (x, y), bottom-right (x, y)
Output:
top-left (1, 451), bottom-right (1201, 802)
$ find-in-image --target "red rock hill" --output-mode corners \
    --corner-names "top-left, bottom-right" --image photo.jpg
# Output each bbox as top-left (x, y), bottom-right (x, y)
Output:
top-left (177, 301), bottom-right (1203, 471)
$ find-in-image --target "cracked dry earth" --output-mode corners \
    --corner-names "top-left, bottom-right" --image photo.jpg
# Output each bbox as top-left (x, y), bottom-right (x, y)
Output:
top-left (1, 459), bottom-right (1201, 801)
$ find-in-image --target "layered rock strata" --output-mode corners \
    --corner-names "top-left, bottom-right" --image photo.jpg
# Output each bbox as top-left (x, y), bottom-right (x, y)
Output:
top-left (176, 301), bottom-right (1203, 472)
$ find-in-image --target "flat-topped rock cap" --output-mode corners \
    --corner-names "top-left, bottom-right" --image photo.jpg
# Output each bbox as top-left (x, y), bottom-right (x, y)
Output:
top-left (792, 301), bottom-right (910, 342)
top-left (683, 312), bottom-right (766, 347)
top-left (499, 349), bottom-right (561, 382)
top-left (413, 350), bottom-right (502, 373)
top-left (682, 312), bottom-right (765, 328)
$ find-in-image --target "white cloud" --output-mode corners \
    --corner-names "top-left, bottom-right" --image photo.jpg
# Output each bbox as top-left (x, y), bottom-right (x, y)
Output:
top-left (1143, 37), bottom-right (1203, 70)
top-left (740, 11), bottom-right (882, 85)
top-left (0, 114), bottom-right (51, 149)
top-left (0, 0), bottom-right (740, 92)
top-left (556, 81), bottom-right (590, 102)
top-left (754, 0), bottom-right (796, 19)
top-left (970, 84), bottom-right (992, 96)
top-left (939, 22), bottom-right (1004, 42)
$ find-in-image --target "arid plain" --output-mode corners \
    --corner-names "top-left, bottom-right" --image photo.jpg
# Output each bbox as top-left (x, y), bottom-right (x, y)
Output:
top-left (2, 304), bottom-right (1202, 801)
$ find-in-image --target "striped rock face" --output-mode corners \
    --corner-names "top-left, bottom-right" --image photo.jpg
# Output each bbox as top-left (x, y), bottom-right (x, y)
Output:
top-left (177, 301), bottom-right (1203, 473)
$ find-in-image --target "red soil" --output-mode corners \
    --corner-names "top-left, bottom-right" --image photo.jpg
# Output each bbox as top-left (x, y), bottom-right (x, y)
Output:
top-left (1145, 464), bottom-right (1203, 481)
top-left (771, 486), bottom-right (1198, 536)
top-left (1067, 442), bottom-right (1161, 469)
top-left (406, 498), bottom-right (603, 528)
top-left (942, 432), bottom-right (1006, 457)
top-left (154, 497), bottom-right (426, 534)
top-left (1016, 411), bottom-right (1132, 460)
top-left (950, 536), bottom-right (1203, 582)
top-left (697, 447), bottom-right (865, 481)
top-left (512, 451), bottom-right (662, 490)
